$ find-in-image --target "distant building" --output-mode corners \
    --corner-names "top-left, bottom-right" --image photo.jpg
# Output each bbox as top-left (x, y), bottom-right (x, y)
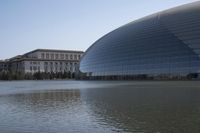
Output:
top-left (0, 60), bottom-right (9, 72)
top-left (0, 61), bottom-right (4, 71)
top-left (2, 49), bottom-right (84, 74)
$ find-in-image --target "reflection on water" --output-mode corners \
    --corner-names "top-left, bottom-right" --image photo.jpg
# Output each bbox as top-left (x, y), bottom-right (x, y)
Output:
top-left (82, 82), bottom-right (200, 133)
top-left (0, 90), bottom-right (85, 133)
top-left (0, 81), bottom-right (200, 133)
top-left (3, 90), bottom-right (81, 112)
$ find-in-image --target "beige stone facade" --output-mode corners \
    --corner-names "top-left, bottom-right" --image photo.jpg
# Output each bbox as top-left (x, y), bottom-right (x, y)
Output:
top-left (5, 49), bottom-right (84, 74)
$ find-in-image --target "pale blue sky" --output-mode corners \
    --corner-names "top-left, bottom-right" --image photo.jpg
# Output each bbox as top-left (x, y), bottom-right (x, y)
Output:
top-left (0, 0), bottom-right (198, 59)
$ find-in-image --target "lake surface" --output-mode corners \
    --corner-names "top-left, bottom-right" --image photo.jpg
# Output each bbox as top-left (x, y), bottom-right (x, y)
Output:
top-left (0, 80), bottom-right (200, 133)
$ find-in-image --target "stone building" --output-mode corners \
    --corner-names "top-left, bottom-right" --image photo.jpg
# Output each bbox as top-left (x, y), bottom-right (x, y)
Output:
top-left (6, 49), bottom-right (84, 74)
top-left (0, 60), bottom-right (9, 72)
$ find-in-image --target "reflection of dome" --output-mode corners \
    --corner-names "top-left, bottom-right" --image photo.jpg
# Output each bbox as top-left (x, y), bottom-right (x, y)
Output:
top-left (80, 2), bottom-right (200, 79)
top-left (82, 82), bottom-right (200, 133)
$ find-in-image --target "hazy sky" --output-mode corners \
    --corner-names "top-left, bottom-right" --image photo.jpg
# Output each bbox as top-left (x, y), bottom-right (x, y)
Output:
top-left (0, 0), bottom-right (198, 59)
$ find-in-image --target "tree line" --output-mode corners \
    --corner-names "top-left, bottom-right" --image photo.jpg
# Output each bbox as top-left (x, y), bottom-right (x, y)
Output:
top-left (0, 71), bottom-right (77, 80)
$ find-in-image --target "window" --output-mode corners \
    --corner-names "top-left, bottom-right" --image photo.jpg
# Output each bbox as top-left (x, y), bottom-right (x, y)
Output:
top-left (46, 53), bottom-right (49, 59)
top-left (60, 54), bottom-right (64, 59)
top-left (55, 54), bottom-right (59, 59)
top-left (41, 53), bottom-right (45, 59)
top-left (33, 66), bottom-right (37, 71)
top-left (65, 54), bottom-right (68, 60)
top-left (70, 54), bottom-right (73, 60)
top-left (50, 67), bottom-right (53, 72)
top-left (75, 63), bottom-right (77, 70)
top-left (44, 67), bottom-right (48, 72)
top-left (51, 54), bottom-right (54, 59)
top-left (74, 55), bottom-right (77, 60)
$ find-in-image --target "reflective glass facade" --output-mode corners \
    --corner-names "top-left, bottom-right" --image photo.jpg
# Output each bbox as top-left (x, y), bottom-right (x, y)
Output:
top-left (80, 2), bottom-right (200, 79)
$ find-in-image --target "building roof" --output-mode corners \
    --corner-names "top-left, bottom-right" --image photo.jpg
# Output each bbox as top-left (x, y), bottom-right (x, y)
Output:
top-left (0, 59), bottom-right (9, 63)
top-left (9, 55), bottom-right (22, 60)
top-left (23, 49), bottom-right (84, 56)
top-left (10, 57), bottom-right (81, 62)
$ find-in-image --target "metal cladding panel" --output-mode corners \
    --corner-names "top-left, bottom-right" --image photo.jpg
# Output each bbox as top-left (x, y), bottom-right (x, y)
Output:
top-left (80, 1), bottom-right (200, 77)
top-left (161, 2), bottom-right (200, 56)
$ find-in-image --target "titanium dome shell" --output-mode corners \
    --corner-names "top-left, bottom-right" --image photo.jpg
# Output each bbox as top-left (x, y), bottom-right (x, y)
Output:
top-left (80, 2), bottom-right (200, 79)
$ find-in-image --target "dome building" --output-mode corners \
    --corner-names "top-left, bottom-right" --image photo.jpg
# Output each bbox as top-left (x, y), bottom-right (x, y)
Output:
top-left (80, 2), bottom-right (200, 79)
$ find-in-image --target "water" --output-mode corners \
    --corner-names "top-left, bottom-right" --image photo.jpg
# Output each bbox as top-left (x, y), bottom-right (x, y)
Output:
top-left (0, 80), bottom-right (200, 133)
